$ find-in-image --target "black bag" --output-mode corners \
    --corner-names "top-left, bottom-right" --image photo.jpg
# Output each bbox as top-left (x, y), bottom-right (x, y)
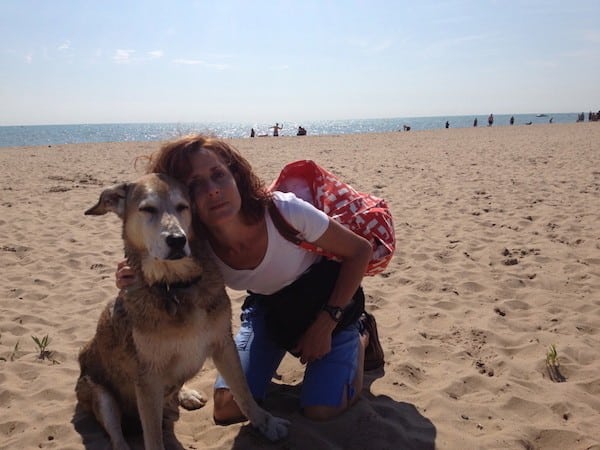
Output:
top-left (246, 259), bottom-right (364, 352)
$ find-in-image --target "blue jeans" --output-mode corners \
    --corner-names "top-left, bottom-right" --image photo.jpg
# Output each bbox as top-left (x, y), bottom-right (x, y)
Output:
top-left (215, 301), bottom-right (360, 408)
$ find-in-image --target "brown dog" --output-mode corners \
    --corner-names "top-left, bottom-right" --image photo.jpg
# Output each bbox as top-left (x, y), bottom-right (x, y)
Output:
top-left (76, 173), bottom-right (288, 450)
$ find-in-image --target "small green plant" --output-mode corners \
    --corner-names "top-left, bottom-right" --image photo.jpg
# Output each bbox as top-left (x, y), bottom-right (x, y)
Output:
top-left (545, 344), bottom-right (566, 382)
top-left (32, 334), bottom-right (53, 361)
top-left (546, 344), bottom-right (558, 366)
top-left (0, 333), bottom-right (21, 362)
top-left (10, 340), bottom-right (20, 361)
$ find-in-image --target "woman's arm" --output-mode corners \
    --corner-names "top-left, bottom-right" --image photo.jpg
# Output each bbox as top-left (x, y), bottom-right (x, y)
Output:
top-left (292, 218), bottom-right (372, 364)
top-left (312, 219), bottom-right (372, 310)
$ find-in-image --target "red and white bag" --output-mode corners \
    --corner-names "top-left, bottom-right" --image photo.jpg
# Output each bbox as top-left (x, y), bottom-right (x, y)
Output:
top-left (269, 160), bottom-right (395, 276)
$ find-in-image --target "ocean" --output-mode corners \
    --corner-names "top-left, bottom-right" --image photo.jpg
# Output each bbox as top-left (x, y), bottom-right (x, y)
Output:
top-left (0, 113), bottom-right (582, 148)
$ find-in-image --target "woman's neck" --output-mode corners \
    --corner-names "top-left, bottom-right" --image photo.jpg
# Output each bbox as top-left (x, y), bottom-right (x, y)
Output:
top-left (206, 216), bottom-right (268, 270)
top-left (207, 219), bottom-right (252, 251)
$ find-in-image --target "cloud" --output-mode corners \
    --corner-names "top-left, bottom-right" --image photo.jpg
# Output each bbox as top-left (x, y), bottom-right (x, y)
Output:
top-left (582, 29), bottom-right (600, 45)
top-left (109, 49), bottom-right (163, 63)
top-left (172, 58), bottom-right (229, 70)
top-left (147, 50), bottom-right (164, 59)
top-left (113, 49), bottom-right (135, 63)
top-left (420, 33), bottom-right (491, 59)
top-left (562, 47), bottom-right (600, 60)
top-left (372, 39), bottom-right (393, 53)
top-left (58, 40), bottom-right (71, 51)
top-left (25, 53), bottom-right (33, 64)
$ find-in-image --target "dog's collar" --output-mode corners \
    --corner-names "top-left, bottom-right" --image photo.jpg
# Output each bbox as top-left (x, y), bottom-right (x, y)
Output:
top-left (151, 275), bottom-right (203, 316)
top-left (159, 275), bottom-right (203, 291)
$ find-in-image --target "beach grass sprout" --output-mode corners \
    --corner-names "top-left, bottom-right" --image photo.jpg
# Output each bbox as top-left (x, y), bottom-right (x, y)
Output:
top-left (546, 344), bottom-right (558, 366)
top-left (31, 334), bottom-right (57, 362)
top-left (0, 333), bottom-right (20, 362)
top-left (545, 344), bottom-right (566, 382)
top-left (10, 340), bottom-right (20, 361)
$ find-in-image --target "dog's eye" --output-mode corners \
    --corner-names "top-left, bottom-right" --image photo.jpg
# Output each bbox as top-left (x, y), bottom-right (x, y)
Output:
top-left (139, 206), bottom-right (157, 214)
top-left (176, 204), bottom-right (190, 213)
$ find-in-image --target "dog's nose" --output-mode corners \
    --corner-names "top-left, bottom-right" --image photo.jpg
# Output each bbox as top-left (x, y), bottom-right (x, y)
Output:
top-left (166, 234), bottom-right (187, 250)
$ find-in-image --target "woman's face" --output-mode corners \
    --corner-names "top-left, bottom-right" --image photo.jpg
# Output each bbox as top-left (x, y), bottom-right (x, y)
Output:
top-left (186, 148), bottom-right (242, 228)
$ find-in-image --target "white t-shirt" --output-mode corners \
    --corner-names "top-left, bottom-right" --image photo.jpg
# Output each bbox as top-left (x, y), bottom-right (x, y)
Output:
top-left (209, 191), bottom-right (330, 295)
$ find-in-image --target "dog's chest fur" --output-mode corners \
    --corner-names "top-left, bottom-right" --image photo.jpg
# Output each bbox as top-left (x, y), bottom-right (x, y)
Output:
top-left (132, 327), bottom-right (210, 382)
top-left (122, 275), bottom-right (230, 381)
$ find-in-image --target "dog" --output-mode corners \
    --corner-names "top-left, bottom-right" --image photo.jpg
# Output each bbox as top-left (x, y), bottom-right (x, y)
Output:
top-left (76, 173), bottom-right (289, 450)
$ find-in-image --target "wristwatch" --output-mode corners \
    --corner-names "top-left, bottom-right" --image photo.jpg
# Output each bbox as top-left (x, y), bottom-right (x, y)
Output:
top-left (322, 304), bottom-right (344, 322)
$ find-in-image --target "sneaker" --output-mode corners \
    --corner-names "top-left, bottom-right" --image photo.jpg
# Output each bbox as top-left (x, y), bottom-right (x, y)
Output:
top-left (360, 312), bottom-right (385, 371)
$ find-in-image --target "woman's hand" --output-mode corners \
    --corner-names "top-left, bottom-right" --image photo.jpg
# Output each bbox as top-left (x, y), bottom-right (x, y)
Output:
top-left (116, 260), bottom-right (137, 289)
top-left (292, 312), bottom-right (336, 364)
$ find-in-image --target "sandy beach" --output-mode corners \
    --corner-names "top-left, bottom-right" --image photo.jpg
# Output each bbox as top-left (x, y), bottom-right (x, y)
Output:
top-left (1, 123), bottom-right (599, 450)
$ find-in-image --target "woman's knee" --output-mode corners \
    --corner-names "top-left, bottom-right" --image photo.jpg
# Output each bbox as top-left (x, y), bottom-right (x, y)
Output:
top-left (302, 383), bottom-right (362, 421)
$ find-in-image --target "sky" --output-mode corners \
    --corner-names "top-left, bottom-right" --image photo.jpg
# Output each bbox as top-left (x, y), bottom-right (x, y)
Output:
top-left (1, 0), bottom-right (599, 126)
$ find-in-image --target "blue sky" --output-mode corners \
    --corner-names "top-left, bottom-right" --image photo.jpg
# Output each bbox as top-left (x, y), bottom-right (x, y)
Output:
top-left (1, 1), bottom-right (599, 126)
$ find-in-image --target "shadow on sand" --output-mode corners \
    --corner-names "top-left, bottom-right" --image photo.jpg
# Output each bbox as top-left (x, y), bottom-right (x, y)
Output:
top-left (229, 369), bottom-right (436, 450)
top-left (72, 369), bottom-right (436, 449)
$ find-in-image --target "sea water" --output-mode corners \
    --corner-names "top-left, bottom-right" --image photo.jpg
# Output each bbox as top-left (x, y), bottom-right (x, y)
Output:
top-left (0, 113), bottom-right (582, 148)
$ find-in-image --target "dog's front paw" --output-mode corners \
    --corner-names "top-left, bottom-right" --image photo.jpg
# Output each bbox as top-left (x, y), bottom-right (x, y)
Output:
top-left (178, 387), bottom-right (208, 410)
top-left (253, 412), bottom-right (290, 442)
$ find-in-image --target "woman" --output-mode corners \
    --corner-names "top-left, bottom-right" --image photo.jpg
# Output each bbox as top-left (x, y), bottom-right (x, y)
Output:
top-left (116, 134), bottom-right (383, 422)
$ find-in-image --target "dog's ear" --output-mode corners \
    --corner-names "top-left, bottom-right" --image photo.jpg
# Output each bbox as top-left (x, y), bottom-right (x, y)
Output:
top-left (85, 183), bottom-right (129, 218)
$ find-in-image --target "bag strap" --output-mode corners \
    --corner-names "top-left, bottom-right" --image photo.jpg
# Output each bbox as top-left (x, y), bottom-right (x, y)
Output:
top-left (267, 200), bottom-right (304, 245)
top-left (267, 199), bottom-right (335, 259)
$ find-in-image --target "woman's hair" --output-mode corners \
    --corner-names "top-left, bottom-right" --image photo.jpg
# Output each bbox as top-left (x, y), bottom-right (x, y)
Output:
top-left (139, 134), bottom-right (271, 224)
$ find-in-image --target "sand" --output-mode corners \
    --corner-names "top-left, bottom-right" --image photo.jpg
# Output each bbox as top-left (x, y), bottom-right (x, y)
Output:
top-left (1, 123), bottom-right (599, 450)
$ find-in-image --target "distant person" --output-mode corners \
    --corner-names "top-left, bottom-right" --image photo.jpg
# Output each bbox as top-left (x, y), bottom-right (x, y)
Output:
top-left (296, 126), bottom-right (307, 136)
top-left (250, 128), bottom-right (255, 138)
top-left (488, 114), bottom-right (494, 127)
top-left (549, 117), bottom-right (553, 124)
top-left (403, 125), bottom-right (411, 131)
top-left (445, 121), bottom-right (449, 129)
top-left (509, 116), bottom-right (514, 125)
top-left (473, 118), bottom-right (478, 127)
top-left (271, 122), bottom-right (283, 137)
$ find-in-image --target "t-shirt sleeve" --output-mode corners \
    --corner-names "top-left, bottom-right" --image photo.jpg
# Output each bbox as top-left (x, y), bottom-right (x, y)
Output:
top-left (272, 191), bottom-right (329, 243)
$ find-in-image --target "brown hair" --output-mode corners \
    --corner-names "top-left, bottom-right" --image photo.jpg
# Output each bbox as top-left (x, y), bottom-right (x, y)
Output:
top-left (139, 134), bottom-right (271, 224)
